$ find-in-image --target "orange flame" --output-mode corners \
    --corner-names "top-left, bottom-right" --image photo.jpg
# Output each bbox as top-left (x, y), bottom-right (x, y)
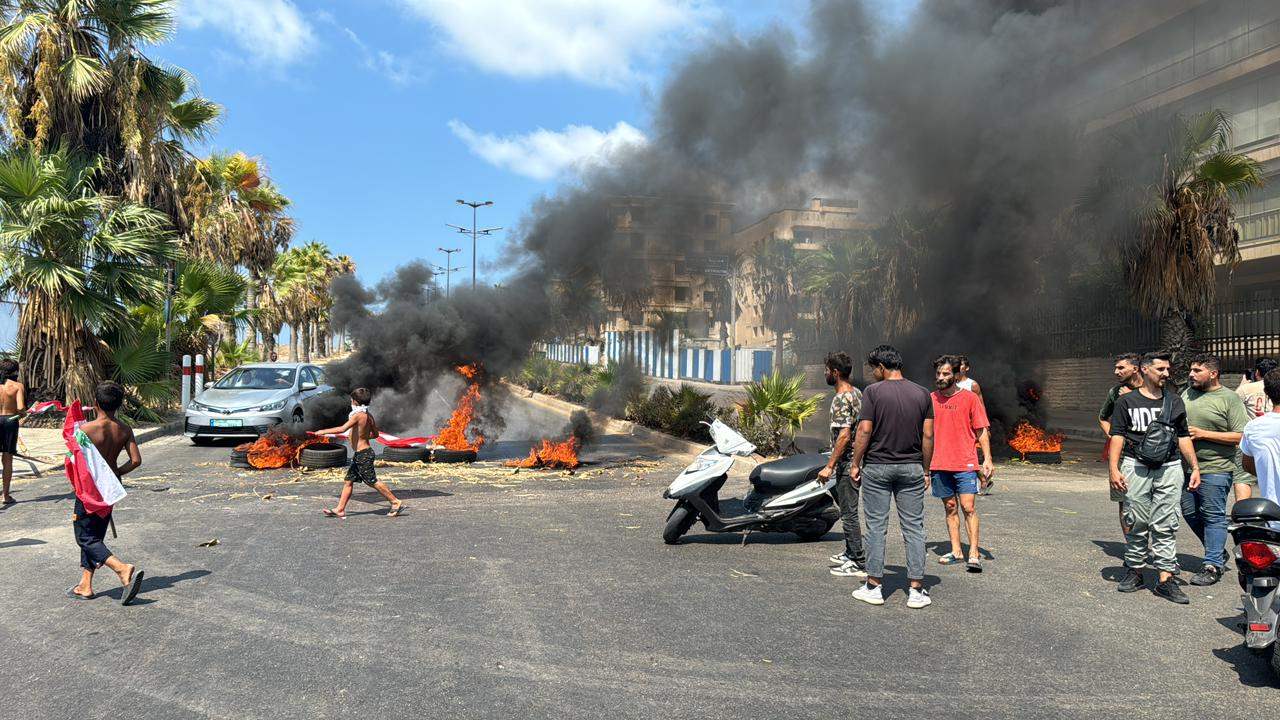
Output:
top-left (1006, 420), bottom-right (1063, 457)
top-left (245, 430), bottom-right (332, 469)
top-left (437, 363), bottom-right (485, 452)
top-left (506, 437), bottom-right (581, 470)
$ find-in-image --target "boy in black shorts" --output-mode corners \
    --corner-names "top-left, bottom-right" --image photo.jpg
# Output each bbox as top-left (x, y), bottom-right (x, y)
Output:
top-left (315, 388), bottom-right (404, 518)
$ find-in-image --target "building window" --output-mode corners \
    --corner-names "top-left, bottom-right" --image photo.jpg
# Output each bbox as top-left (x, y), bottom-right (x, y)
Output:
top-left (674, 286), bottom-right (691, 303)
top-left (703, 214), bottom-right (717, 230)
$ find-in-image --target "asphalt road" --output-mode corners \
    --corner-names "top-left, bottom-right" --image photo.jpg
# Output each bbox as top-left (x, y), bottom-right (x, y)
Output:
top-left (0, 415), bottom-right (1274, 719)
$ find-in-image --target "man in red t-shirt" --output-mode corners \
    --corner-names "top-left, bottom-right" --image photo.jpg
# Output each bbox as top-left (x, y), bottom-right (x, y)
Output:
top-left (930, 355), bottom-right (993, 572)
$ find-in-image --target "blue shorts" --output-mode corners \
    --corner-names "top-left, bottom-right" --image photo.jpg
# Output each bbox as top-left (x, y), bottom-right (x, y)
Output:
top-left (931, 470), bottom-right (979, 499)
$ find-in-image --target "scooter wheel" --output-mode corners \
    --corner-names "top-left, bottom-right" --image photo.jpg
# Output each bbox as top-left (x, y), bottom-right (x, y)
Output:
top-left (663, 503), bottom-right (698, 545)
top-left (793, 515), bottom-right (837, 542)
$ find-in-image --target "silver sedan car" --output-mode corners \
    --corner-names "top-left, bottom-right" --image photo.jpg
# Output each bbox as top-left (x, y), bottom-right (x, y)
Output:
top-left (184, 363), bottom-right (333, 444)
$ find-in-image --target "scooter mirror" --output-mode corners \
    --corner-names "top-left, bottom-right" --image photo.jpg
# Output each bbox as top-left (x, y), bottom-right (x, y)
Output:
top-left (708, 419), bottom-right (756, 456)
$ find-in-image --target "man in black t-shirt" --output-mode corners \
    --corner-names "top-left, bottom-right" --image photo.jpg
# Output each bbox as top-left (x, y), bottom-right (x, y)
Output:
top-left (849, 345), bottom-right (935, 610)
top-left (1107, 352), bottom-right (1201, 605)
top-left (1099, 352), bottom-right (1142, 537)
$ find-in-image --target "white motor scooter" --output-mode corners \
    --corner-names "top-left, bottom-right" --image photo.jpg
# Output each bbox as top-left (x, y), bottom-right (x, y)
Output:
top-left (661, 419), bottom-right (840, 544)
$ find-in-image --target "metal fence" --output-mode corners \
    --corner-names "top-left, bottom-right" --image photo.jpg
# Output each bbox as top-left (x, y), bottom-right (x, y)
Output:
top-left (1029, 298), bottom-right (1280, 373)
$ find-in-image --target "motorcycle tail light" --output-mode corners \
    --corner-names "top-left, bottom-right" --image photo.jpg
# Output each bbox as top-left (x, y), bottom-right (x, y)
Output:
top-left (1239, 541), bottom-right (1280, 572)
top-left (1248, 622), bottom-right (1273, 632)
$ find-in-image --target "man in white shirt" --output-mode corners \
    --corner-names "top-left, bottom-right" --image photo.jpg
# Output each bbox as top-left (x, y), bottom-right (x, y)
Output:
top-left (1241, 368), bottom-right (1280, 510)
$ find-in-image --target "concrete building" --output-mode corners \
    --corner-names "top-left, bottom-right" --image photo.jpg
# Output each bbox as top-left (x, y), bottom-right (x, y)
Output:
top-left (1079, 0), bottom-right (1280, 301)
top-left (729, 197), bottom-right (866, 355)
top-left (602, 196), bottom-right (736, 345)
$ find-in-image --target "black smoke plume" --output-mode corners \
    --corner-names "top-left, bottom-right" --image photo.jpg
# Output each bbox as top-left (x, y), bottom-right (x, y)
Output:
top-left (334, 1), bottom-right (1159, 429)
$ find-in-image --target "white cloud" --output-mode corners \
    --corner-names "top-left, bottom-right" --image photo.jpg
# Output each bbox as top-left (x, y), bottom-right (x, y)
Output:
top-left (337, 26), bottom-right (422, 86)
top-left (180, 0), bottom-right (317, 66)
top-left (448, 120), bottom-right (647, 180)
top-left (398, 0), bottom-right (702, 87)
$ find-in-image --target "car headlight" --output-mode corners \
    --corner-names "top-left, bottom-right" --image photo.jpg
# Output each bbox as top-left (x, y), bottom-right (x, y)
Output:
top-left (257, 400), bottom-right (286, 412)
top-left (188, 401), bottom-right (212, 412)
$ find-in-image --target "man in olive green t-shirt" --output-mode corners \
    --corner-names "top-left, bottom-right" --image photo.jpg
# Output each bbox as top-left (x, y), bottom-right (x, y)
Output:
top-left (1180, 354), bottom-right (1251, 586)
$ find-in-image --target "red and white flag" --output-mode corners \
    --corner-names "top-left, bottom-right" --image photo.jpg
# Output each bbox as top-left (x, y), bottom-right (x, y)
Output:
top-left (63, 401), bottom-right (126, 518)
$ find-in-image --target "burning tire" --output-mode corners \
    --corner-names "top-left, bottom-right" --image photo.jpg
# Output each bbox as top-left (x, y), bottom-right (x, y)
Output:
top-left (1024, 451), bottom-right (1062, 464)
top-left (299, 445), bottom-right (348, 469)
top-left (432, 448), bottom-right (477, 464)
top-left (382, 446), bottom-right (428, 463)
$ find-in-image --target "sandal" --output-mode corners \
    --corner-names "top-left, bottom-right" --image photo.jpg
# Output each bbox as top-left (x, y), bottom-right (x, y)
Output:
top-left (387, 502), bottom-right (405, 517)
top-left (938, 552), bottom-right (962, 565)
top-left (66, 586), bottom-right (94, 600)
top-left (321, 508), bottom-right (346, 519)
top-left (121, 568), bottom-right (144, 606)
top-left (966, 558), bottom-right (983, 573)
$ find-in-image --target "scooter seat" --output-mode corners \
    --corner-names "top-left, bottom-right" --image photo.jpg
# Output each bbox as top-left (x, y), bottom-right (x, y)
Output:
top-left (750, 453), bottom-right (828, 494)
top-left (1231, 497), bottom-right (1280, 523)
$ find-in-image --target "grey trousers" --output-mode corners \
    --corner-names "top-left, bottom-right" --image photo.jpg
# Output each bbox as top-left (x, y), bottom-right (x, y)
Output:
top-left (861, 463), bottom-right (927, 581)
top-left (1121, 457), bottom-right (1181, 573)
top-left (834, 461), bottom-right (864, 562)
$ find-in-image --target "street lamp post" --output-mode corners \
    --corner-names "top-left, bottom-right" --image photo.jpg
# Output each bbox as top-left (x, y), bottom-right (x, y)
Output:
top-left (448, 199), bottom-right (501, 288)
top-left (435, 247), bottom-right (463, 298)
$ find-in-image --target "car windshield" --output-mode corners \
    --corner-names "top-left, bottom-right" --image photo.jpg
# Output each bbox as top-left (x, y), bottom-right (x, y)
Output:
top-left (213, 368), bottom-right (296, 390)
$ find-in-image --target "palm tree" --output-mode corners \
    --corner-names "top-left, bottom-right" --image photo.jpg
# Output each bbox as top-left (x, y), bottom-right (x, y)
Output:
top-left (273, 242), bottom-right (331, 362)
top-left (183, 152), bottom-right (294, 355)
top-left (800, 231), bottom-right (871, 352)
top-left (746, 237), bottom-right (800, 373)
top-left (132, 260), bottom-right (249, 370)
top-left (0, 1), bottom-right (218, 215)
top-left (0, 148), bottom-right (177, 400)
top-left (1079, 109), bottom-right (1264, 369)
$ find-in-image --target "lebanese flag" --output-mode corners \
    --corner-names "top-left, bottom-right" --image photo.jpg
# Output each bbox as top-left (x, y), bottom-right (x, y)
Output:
top-left (63, 402), bottom-right (126, 518)
top-left (306, 431), bottom-right (434, 448)
top-left (30, 400), bottom-right (71, 415)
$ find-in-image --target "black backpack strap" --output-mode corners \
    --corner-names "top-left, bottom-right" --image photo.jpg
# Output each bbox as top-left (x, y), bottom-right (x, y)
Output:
top-left (1159, 390), bottom-right (1174, 426)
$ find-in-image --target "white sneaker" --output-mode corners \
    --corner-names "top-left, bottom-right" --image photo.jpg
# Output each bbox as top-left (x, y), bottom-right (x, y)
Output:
top-left (907, 587), bottom-right (932, 609)
top-left (829, 552), bottom-right (850, 565)
top-left (851, 583), bottom-right (884, 605)
top-left (830, 559), bottom-right (868, 578)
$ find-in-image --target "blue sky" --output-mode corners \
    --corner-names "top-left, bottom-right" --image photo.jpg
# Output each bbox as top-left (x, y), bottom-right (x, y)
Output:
top-left (1, 0), bottom-right (919, 346)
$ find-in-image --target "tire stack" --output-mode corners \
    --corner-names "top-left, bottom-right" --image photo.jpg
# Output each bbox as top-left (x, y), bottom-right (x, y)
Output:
top-left (230, 444), bottom-right (254, 470)
top-left (299, 445), bottom-right (348, 470)
top-left (432, 448), bottom-right (478, 464)
top-left (382, 446), bottom-right (429, 463)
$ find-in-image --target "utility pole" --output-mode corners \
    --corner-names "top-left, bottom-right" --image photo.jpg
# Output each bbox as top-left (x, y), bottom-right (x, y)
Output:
top-left (448, 199), bottom-right (501, 288)
top-left (434, 247), bottom-right (463, 299)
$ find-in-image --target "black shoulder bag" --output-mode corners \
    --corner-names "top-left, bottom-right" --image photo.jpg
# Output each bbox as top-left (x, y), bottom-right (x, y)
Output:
top-left (1134, 391), bottom-right (1177, 469)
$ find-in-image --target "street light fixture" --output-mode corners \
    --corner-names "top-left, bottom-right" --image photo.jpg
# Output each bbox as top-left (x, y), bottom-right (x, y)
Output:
top-left (436, 247), bottom-right (463, 298)
top-left (448, 199), bottom-right (501, 288)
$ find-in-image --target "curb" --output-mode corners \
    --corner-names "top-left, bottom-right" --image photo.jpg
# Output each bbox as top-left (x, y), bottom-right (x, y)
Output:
top-left (135, 418), bottom-right (184, 445)
top-left (501, 382), bottom-right (708, 458)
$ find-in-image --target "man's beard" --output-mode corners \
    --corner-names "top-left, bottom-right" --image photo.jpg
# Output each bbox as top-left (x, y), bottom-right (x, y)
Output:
top-left (1190, 378), bottom-right (1209, 391)
top-left (935, 378), bottom-right (954, 390)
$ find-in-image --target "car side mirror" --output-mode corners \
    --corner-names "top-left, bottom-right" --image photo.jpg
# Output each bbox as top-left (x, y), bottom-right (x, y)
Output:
top-left (301, 382), bottom-right (317, 391)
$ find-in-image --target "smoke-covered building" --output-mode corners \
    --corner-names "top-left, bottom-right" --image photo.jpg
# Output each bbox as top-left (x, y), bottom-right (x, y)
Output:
top-left (603, 196), bottom-right (736, 345)
top-left (1080, 0), bottom-right (1280, 302)
top-left (730, 197), bottom-right (867, 353)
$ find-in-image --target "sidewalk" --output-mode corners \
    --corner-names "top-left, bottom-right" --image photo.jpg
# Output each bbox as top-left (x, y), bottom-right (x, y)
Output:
top-left (8, 419), bottom-right (183, 478)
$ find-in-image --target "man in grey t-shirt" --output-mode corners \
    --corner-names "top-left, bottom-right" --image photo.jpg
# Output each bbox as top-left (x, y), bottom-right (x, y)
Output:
top-left (849, 344), bottom-right (935, 609)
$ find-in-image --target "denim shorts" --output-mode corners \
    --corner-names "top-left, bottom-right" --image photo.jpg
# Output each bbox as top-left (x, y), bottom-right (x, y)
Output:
top-left (932, 470), bottom-right (979, 499)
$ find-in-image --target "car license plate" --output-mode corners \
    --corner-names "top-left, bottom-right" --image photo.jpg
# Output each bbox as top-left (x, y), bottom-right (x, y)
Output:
top-left (210, 419), bottom-right (243, 428)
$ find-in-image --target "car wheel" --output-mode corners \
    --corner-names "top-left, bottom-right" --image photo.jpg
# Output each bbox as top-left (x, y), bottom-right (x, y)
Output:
top-left (292, 407), bottom-right (304, 425)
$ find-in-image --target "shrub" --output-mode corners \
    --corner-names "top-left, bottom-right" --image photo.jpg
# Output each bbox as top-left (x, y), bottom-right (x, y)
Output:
top-left (626, 384), bottom-right (715, 442)
top-left (739, 371), bottom-right (821, 452)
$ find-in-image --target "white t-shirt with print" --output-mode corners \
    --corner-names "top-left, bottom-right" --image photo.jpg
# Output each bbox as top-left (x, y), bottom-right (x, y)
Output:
top-left (1241, 412), bottom-right (1280, 509)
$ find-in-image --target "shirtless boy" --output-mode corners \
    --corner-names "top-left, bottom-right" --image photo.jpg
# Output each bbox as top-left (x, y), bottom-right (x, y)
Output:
top-left (316, 388), bottom-right (404, 518)
top-left (0, 359), bottom-right (25, 504)
top-left (69, 382), bottom-right (145, 605)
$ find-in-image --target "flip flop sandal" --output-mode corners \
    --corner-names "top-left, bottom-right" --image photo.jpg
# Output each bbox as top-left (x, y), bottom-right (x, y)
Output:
top-left (2, 497), bottom-right (16, 505)
top-left (387, 503), bottom-right (405, 517)
top-left (121, 569), bottom-right (144, 606)
top-left (938, 553), bottom-right (962, 565)
top-left (66, 586), bottom-right (94, 600)
top-left (321, 508), bottom-right (346, 519)
top-left (966, 559), bottom-right (983, 573)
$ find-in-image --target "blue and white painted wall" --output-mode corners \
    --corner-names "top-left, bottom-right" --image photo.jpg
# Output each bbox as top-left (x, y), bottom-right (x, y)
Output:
top-left (540, 330), bottom-right (774, 385)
